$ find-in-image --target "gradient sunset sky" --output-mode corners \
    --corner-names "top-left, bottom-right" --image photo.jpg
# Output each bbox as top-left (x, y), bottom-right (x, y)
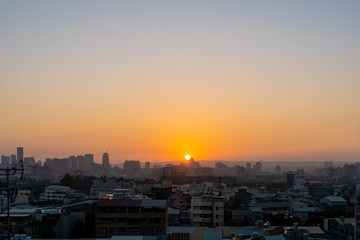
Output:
top-left (1, 1), bottom-right (359, 163)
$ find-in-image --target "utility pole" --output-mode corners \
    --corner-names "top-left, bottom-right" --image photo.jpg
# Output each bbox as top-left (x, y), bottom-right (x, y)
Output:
top-left (0, 160), bottom-right (24, 240)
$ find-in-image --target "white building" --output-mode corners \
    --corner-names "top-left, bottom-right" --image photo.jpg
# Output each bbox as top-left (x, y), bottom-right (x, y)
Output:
top-left (90, 179), bottom-right (131, 199)
top-left (113, 189), bottom-right (130, 199)
top-left (40, 185), bottom-right (70, 201)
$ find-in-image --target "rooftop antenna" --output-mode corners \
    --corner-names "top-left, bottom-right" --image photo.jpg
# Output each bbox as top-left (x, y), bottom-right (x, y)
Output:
top-left (0, 160), bottom-right (24, 240)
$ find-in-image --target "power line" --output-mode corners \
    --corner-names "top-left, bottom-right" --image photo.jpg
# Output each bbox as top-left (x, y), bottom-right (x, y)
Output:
top-left (0, 160), bottom-right (24, 240)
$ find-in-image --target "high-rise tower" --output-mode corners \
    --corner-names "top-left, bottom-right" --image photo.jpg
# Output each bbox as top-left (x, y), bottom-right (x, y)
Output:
top-left (17, 147), bottom-right (23, 163)
top-left (10, 154), bottom-right (16, 165)
top-left (102, 152), bottom-right (109, 167)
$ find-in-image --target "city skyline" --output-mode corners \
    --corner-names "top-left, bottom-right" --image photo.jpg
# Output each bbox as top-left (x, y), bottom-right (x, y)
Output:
top-left (1, 146), bottom-right (359, 167)
top-left (1, 1), bottom-right (359, 162)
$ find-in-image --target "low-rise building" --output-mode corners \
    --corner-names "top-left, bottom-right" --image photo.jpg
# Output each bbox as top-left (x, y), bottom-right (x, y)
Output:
top-left (0, 208), bottom-right (39, 238)
top-left (320, 196), bottom-right (347, 209)
top-left (13, 190), bottom-right (34, 205)
top-left (40, 185), bottom-right (70, 201)
top-left (248, 207), bottom-right (263, 223)
top-left (324, 217), bottom-right (355, 240)
top-left (113, 189), bottom-right (130, 199)
top-left (90, 179), bottom-right (131, 199)
top-left (95, 199), bottom-right (167, 237)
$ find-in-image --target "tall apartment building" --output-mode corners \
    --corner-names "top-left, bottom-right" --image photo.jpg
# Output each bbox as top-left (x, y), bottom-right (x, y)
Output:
top-left (102, 152), bottom-right (109, 167)
top-left (1, 155), bottom-right (10, 167)
top-left (123, 160), bottom-right (141, 176)
top-left (191, 195), bottom-right (224, 227)
top-left (10, 154), bottom-right (16, 165)
top-left (17, 147), bottom-right (23, 162)
top-left (24, 157), bottom-right (36, 174)
top-left (287, 173), bottom-right (295, 189)
top-left (95, 199), bottom-right (167, 237)
top-left (84, 154), bottom-right (94, 169)
top-left (69, 155), bottom-right (78, 169)
top-left (145, 162), bottom-right (150, 169)
top-left (77, 155), bottom-right (85, 169)
top-left (253, 161), bottom-right (262, 174)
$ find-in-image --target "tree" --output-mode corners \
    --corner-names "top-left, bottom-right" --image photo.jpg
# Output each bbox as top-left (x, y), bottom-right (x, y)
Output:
top-left (60, 173), bottom-right (73, 188)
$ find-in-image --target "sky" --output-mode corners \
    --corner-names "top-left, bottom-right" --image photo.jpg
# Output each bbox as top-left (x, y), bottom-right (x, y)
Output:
top-left (1, 1), bottom-right (359, 163)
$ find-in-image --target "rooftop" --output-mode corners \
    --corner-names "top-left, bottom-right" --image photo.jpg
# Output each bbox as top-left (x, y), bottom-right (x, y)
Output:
top-left (263, 235), bottom-right (286, 240)
top-left (97, 199), bottom-right (167, 207)
top-left (322, 196), bottom-right (346, 202)
top-left (204, 230), bottom-right (221, 240)
top-left (249, 207), bottom-right (262, 213)
top-left (141, 199), bottom-right (167, 207)
top-left (235, 227), bottom-right (264, 237)
top-left (97, 199), bottom-right (142, 207)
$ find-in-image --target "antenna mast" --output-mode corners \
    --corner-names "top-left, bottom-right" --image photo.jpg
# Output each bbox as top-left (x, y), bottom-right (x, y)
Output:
top-left (0, 160), bottom-right (24, 240)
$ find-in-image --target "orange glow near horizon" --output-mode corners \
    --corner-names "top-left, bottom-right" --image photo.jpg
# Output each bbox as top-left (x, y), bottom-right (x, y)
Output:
top-left (1, 2), bottom-right (360, 163)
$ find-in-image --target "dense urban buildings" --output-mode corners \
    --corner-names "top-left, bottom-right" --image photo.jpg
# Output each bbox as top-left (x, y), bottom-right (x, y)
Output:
top-left (1, 147), bottom-right (360, 239)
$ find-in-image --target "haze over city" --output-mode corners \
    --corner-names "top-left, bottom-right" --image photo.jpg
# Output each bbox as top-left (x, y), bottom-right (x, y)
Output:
top-left (3, 2), bottom-right (360, 240)
top-left (1, 1), bottom-right (359, 163)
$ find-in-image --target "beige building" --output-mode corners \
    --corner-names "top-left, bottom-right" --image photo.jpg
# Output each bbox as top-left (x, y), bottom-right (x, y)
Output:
top-left (191, 195), bottom-right (224, 227)
top-left (14, 190), bottom-right (33, 205)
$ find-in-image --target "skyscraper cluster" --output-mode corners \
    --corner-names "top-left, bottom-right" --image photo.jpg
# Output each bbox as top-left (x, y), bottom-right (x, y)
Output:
top-left (1, 147), bottom-right (25, 167)
top-left (45, 154), bottom-right (95, 172)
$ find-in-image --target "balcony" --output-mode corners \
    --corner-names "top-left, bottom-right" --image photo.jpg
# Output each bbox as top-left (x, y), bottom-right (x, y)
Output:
top-left (192, 217), bottom-right (203, 222)
top-left (192, 202), bottom-right (213, 207)
top-left (192, 209), bottom-right (213, 215)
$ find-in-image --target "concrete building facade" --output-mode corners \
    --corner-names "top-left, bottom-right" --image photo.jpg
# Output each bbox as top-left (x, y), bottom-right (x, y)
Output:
top-left (191, 195), bottom-right (224, 227)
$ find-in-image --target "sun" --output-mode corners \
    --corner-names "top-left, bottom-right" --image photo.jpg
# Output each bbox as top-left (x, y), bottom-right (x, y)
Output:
top-left (185, 155), bottom-right (191, 160)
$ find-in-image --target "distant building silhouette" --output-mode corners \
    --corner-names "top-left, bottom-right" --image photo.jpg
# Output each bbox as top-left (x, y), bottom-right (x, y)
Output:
top-left (189, 157), bottom-right (200, 168)
top-left (11, 154), bottom-right (16, 165)
top-left (1, 155), bottom-right (10, 167)
top-left (24, 157), bottom-right (36, 174)
top-left (145, 162), bottom-right (150, 169)
top-left (123, 160), bottom-right (141, 176)
top-left (102, 152), bottom-right (110, 167)
top-left (324, 161), bottom-right (333, 168)
top-left (287, 173), bottom-right (295, 189)
top-left (275, 164), bottom-right (281, 174)
top-left (84, 154), bottom-right (94, 170)
top-left (17, 147), bottom-right (23, 163)
top-left (253, 162), bottom-right (262, 174)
